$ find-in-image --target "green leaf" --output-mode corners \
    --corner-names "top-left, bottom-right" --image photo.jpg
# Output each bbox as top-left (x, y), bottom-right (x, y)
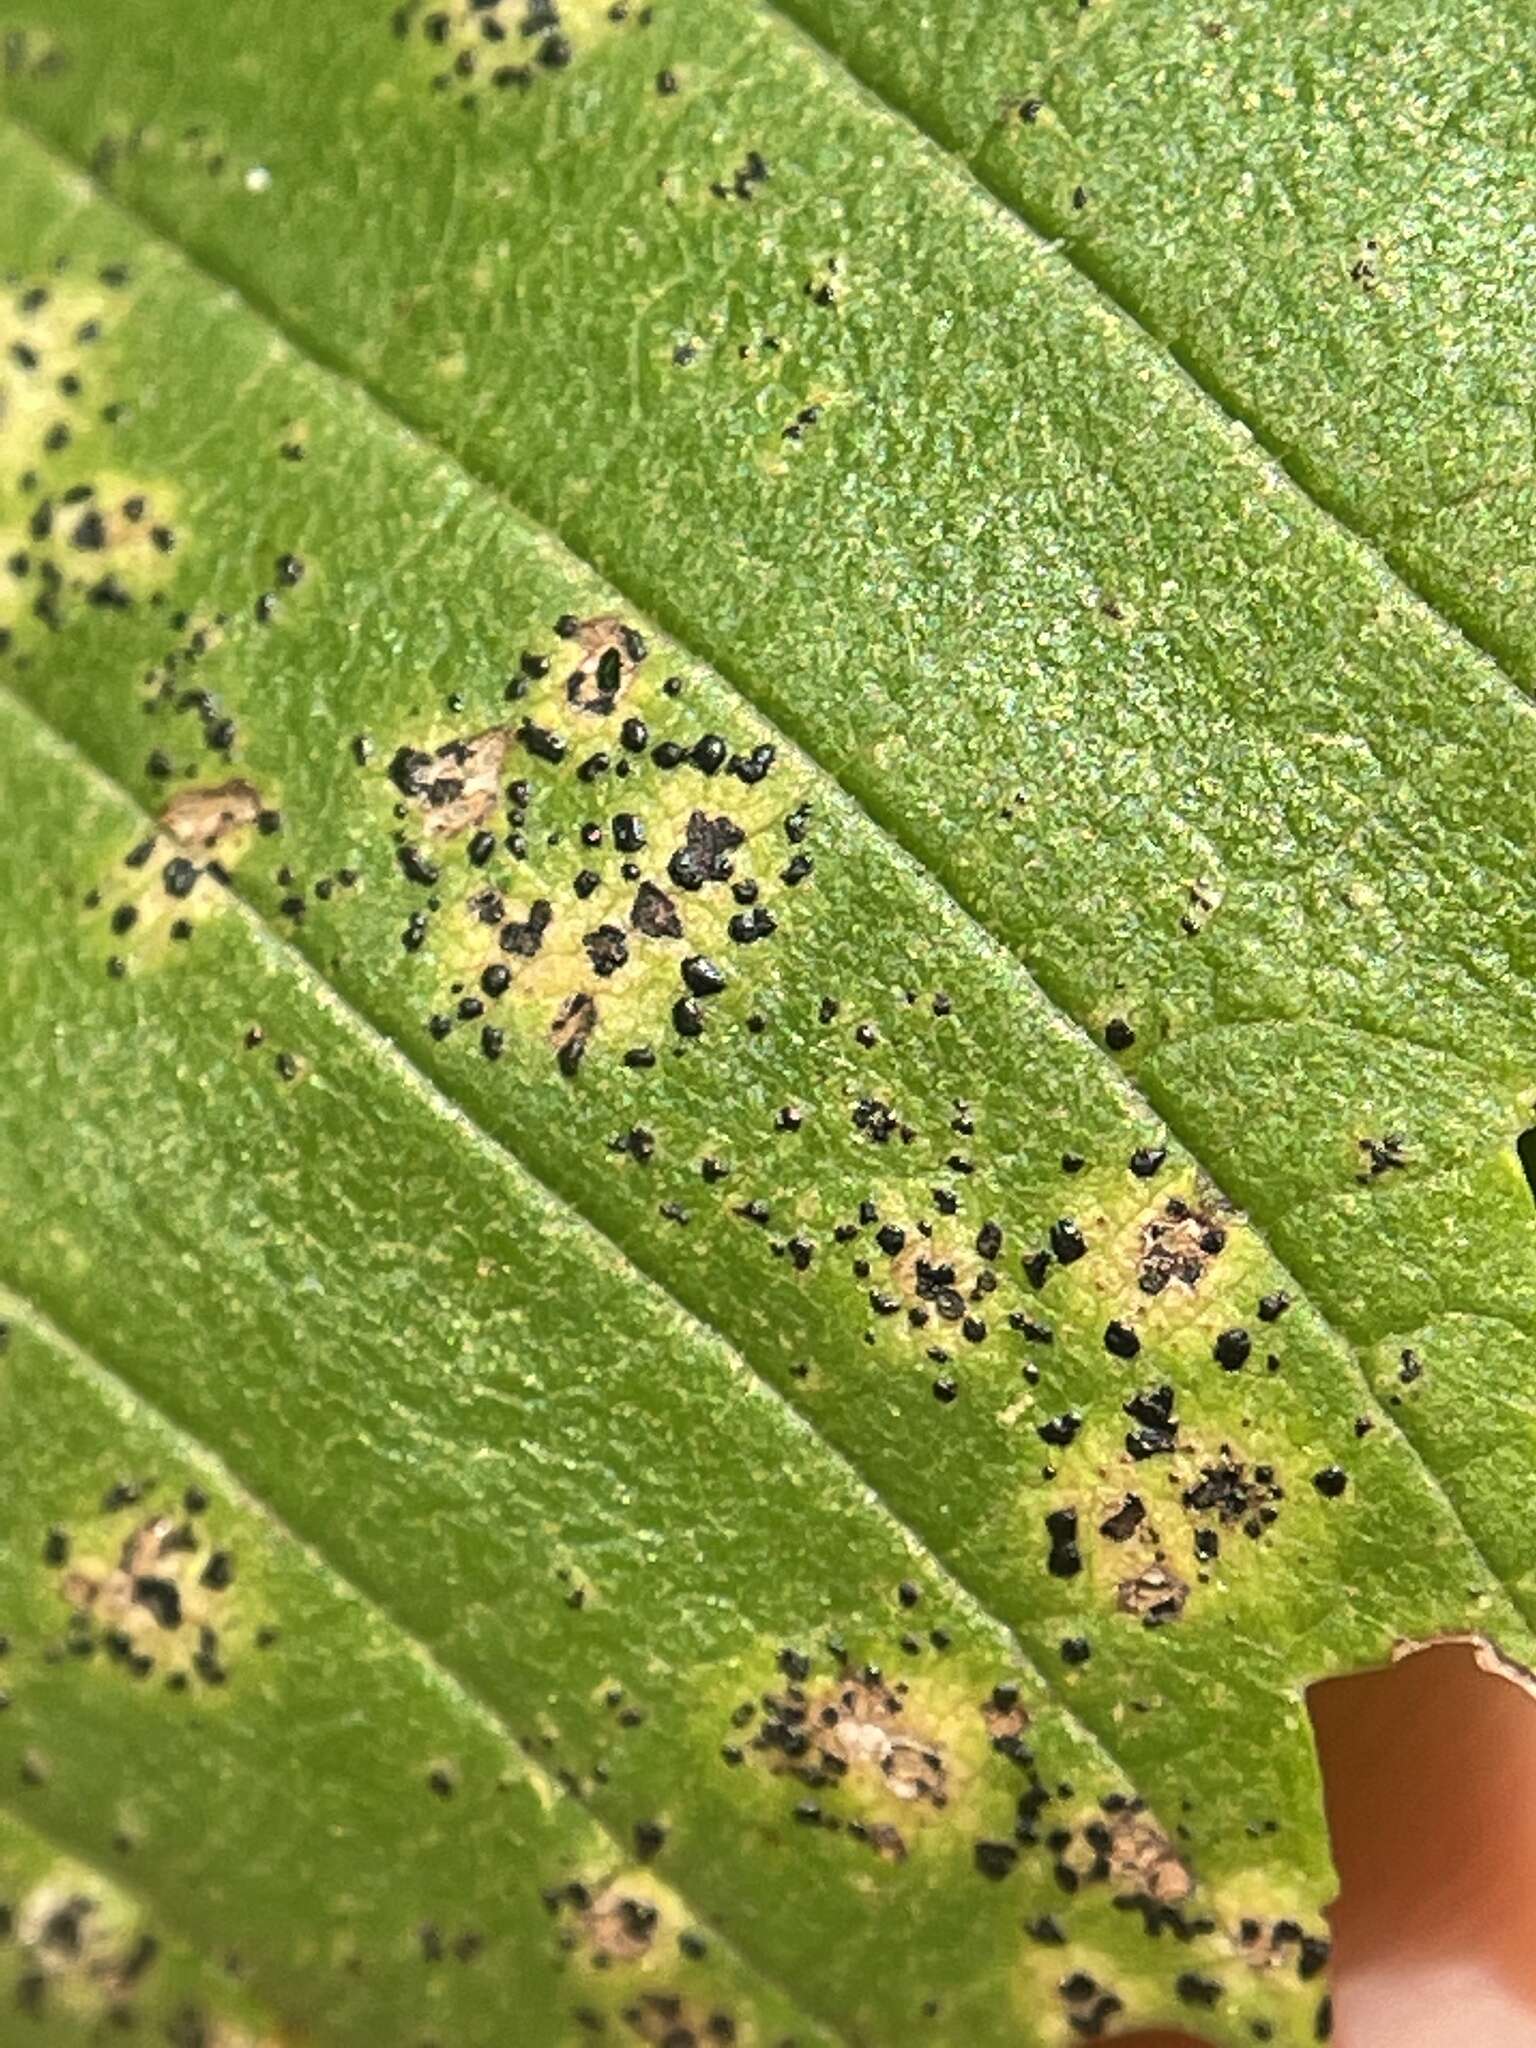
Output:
top-left (782, 0), bottom-right (1536, 686)
top-left (1, 5), bottom-right (1534, 2043)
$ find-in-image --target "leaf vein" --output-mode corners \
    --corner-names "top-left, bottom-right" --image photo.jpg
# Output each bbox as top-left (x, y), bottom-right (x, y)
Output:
top-left (4, 96), bottom-right (1530, 1803)
top-left (754, 0), bottom-right (1536, 697)
top-left (0, 688), bottom-right (1166, 2047)
top-left (0, 1278), bottom-right (851, 2046)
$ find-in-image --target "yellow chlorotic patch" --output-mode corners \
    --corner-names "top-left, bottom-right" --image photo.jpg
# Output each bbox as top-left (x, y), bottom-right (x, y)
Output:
top-left (1, 267), bottom-right (181, 653)
top-left (0, 1850), bottom-right (285, 2042)
top-left (704, 1630), bottom-right (1053, 1867)
top-left (371, 611), bottom-right (815, 1073)
top-left (547, 1861), bottom-right (758, 2047)
top-left (45, 1475), bottom-right (276, 1696)
top-left (393, 0), bottom-right (641, 105)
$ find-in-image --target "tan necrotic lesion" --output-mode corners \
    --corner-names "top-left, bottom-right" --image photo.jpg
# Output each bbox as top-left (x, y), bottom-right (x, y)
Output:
top-left (87, 782), bottom-right (270, 973)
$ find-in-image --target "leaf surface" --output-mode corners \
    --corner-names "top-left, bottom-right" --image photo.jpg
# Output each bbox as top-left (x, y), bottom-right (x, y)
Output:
top-left (786, 0), bottom-right (1536, 684)
top-left (1, 6), bottom-right (1535, 2045)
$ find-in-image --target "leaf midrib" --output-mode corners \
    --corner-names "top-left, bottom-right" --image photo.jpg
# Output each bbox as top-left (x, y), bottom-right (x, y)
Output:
top-left (6, 81), bottom-right (1528, 1742)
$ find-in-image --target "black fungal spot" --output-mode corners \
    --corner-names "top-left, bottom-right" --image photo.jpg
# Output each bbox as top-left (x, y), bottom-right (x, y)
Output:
top-left (1356, 1133), bottom-right (1409, 1182)
top-left (1213, 1327), bottom-right (1252, 1372)
top-left (1099, 1496), bottom-right (1145, 1543)
top-left (1123, 1385), bottom-right (1179, 1461)
top-left (680, 954), bottom-right (727, 998)
top-left (1045, 1508), bottom-right (1082, 1579)
top-left (1049, 1219), bottom-right (1087, 1266)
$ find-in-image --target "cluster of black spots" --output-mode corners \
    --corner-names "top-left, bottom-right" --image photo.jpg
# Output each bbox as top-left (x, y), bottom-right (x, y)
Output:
top-left (1178, 878), bottom-right (1222, 937)
top-left (417, 1919), bottom-right (487, 1965)
top-left (1045, 1508), bottom-right (1082, 1579)
top-left (999, 1779), bottom-right (1212, 2023)
top-left (723, 1645), bottom-right (1189, 1932)
top-left (0, 1880), bottom-right (195, 2034)
top-left (1059, 1969), bottom-right (1123, 2039)
top-left (725, 1649), bottom-right (954, 1864)
top-left (803, 256), bottom-right (841, 309)
top-left (851, 1097), bottom-right (911, 1146)
top-left (1038, 1410), bottom-right (1082, 1449)
top-left (1, 267), bottom-right (177, 662)
top-left (364, 612), bottom-right (806, 1074)
top-left (392, 0), bottom-right (648, 108)
top-left (1237, 1915), bottom-right (1332, 1994)
top-left (44, 1482), bottom-right (251, 1692)
top-left (1182, 1452), bottom-right (1285, 1542)
top-left (709, 150), bottom-right (770, 203)
top-left (1039, 1353), bottom-right (1303, 1618)
top-left (547, 1877), bottom-right (657, 1964)
top-left (1124, 1383), bottom-right (1179, 1461)
top-left (135, 547), bottom-right (311, 772)
top-left (624, 1995), bottom-right (741, 2046)
top-left (91, 116), bottom-right (234, 189)
top-left (1349, 240), bottom-right (1383, 293)
top-left (89, 782), bottom-right (278, 976)
top-left (2, 27), bottom-right (69, 80)
top-left (1137, 1195), bottom-right (1227, 1296)
top-left (546, 1877), bottom-right (745, 2044)
top-left (1116, 1560), bottom-right (1189, 1629)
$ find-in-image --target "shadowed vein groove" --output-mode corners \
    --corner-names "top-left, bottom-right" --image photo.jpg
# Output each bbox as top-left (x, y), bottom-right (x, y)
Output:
top-left (0, 1274), bottom-right (856, 2048)
top-left (2, 103), bottom-right (1528, 1696)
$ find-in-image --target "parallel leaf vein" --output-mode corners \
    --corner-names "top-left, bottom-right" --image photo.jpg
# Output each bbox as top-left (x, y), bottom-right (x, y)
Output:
top-left (757, 0), bottom-right (1534, 698)
top-left (2, 88), bottom-right (1529, 1823)
top-left (0, 1274), bottom-right (853, 2047)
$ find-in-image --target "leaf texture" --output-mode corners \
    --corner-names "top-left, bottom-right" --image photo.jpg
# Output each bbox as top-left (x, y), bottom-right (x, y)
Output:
top-left (1, 5), bottom-right (1535, 2043)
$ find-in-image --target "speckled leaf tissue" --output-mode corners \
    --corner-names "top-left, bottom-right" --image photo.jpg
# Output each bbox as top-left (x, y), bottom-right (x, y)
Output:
top-left (1, 3), bottom-right (1534, 2044)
